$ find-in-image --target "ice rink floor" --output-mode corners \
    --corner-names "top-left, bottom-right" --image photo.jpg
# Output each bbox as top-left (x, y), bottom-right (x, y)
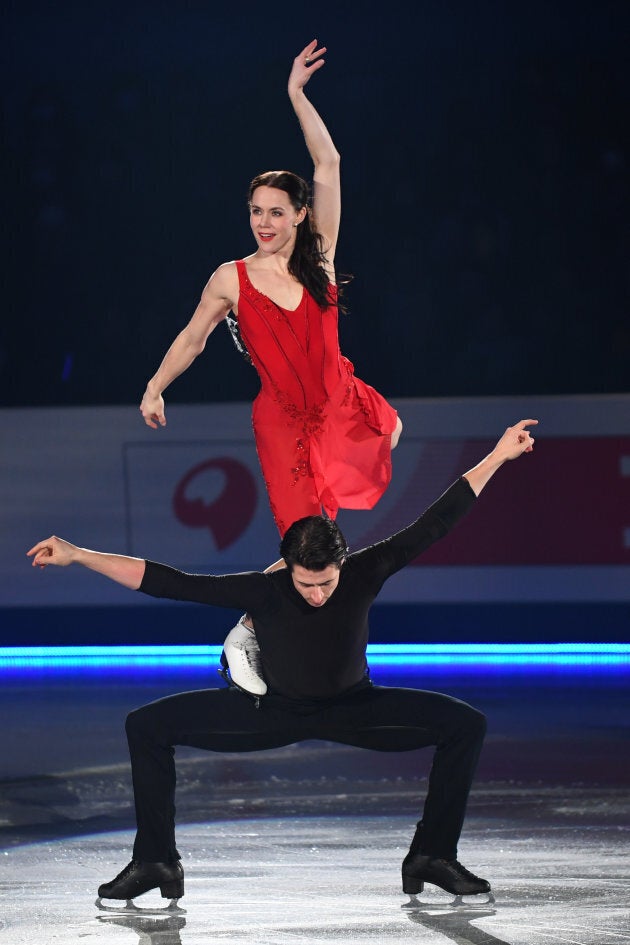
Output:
top-left (1, 663), bottom-right (629, 944)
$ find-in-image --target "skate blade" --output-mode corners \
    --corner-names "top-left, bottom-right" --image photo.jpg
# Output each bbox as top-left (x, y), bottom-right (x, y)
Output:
top-left (95, 896), bottom-right (186, 916)
top-left (402, 891), bottom-right (495, 910)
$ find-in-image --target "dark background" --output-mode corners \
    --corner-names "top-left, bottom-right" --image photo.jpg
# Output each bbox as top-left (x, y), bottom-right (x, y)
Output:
top-left (3, 0), bottom-right (629, 409)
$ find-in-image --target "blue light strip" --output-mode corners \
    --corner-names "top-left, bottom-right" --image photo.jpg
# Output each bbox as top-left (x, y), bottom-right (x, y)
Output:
top-left (0, 643), bottom-right (628, 673)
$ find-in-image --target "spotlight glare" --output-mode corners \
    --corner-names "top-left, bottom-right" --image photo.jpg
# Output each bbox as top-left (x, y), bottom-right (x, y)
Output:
top-left (0, 643), bottom-right (628, 676)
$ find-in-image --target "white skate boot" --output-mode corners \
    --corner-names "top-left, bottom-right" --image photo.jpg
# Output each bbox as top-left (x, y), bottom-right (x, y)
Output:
top-left (220, 617), bottom-right (267, 696)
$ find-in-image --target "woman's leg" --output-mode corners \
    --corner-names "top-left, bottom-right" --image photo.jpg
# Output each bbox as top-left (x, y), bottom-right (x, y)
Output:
top-left (391, 415), bottom-right (403, 450)
top-left (222, 558), bottom-right (287, 694)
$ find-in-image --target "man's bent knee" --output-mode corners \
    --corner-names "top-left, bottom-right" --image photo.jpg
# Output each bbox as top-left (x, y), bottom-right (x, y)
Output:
top-left (125, 704), bottom-right (158, 741)
top-left (445, 699), bottom-right (486, 740)
top-left (462, 705), bottom-right (487, 740)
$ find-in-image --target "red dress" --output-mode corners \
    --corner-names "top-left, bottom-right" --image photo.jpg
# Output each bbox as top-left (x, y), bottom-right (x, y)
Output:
top-left (231, 259), bottom-right (398, 536)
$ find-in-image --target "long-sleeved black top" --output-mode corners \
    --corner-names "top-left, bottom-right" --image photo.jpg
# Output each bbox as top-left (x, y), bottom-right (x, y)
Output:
top-left (140, 477), bottom-right (476, 699)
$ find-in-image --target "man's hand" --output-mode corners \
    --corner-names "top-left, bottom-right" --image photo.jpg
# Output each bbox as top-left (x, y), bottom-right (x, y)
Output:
top-left (492, 419), bottom-right (537, 462)
top-left (464, 419), bottom-right (538, 496)
top-left (27, 536), bottom-right (78, 569)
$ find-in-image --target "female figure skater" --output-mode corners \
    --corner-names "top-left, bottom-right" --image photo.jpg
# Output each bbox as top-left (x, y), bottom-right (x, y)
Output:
top-left (140, 39), bottom-right (402, 535)
top-left (139, 41), bottom-right (402, 693)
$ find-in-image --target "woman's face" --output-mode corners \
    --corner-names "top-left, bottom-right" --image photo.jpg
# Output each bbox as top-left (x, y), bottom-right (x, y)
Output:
top-left (249, 186), bottom-right (306, 254)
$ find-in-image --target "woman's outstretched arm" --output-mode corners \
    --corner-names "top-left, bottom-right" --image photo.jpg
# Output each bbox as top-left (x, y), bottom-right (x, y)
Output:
top-left (139, 263), bottom-right (237, 429)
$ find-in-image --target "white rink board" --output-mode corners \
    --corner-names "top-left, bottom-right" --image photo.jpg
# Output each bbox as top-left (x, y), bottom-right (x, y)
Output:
top-left (2, 394), bottom-right (629, 606)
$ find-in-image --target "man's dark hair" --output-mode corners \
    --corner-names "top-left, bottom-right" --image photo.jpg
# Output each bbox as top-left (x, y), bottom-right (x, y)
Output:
top-left (280, 516), bottom-right (349, 572)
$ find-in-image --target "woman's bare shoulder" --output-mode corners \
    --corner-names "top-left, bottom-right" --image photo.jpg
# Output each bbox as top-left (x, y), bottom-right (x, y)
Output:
top-left (207, 260), bottom-right (240, 300)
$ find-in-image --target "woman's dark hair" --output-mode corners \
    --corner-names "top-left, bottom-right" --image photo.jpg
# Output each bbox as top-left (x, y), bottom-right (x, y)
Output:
top-left (280, 515), bottom-right (349, 572)
top-left (248, 170), bottom-right (350, 311)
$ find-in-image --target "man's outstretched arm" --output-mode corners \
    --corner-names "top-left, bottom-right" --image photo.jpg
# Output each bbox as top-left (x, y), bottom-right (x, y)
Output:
top-left (354, 418), bottom-right (539, 578)
top-left (27, 537), bottom-right (268, 611)
top-left (463, 419), bottom-right (537, 496)
top-left (27, 536), bottom-right (146, 589)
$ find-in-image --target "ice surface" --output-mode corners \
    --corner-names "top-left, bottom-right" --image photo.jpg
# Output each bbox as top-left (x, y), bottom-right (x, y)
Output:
top-left (1, 668), bottom-right (629, 943)
top-left (2, 813), bottom-right (629, 944)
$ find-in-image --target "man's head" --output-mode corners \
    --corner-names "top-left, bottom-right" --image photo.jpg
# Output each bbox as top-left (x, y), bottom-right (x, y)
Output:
top-left (279, 516), bottom-right (349, 607)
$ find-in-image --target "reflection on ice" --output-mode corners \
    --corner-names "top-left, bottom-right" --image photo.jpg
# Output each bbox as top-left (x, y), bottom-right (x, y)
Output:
top-left (404, 904), bottom-right (508, 945)
top-left (96, 911), bottom-right (186, 945)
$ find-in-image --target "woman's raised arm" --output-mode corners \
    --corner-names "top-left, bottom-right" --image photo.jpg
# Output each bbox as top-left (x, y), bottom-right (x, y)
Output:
top-left (288, 40), bottom-right (341, 270)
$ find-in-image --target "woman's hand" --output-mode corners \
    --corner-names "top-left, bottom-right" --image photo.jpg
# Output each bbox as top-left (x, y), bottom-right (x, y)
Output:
top-left (288, 39), bottom-right (326, 96)
top-left (140, 389), bottom-right (166, 429)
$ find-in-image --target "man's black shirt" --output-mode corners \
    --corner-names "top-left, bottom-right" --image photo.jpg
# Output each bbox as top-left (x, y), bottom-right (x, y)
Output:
top-left (140, 477), bottom-right (476, 699)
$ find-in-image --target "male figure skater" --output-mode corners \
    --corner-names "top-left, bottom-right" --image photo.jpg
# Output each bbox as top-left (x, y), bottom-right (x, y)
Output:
top-left (28, 420), bottom-right (537, 904)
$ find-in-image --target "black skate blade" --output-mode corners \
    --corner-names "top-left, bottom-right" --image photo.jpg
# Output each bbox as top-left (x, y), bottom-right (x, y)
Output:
top-left (95, 896), bottom-right (186, 916)
top-left (402, 890), bottom-right (495, 910)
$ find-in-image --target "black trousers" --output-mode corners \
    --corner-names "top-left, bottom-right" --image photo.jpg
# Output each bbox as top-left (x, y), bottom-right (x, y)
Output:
top-left (125, 681), bottom-right (486, 864)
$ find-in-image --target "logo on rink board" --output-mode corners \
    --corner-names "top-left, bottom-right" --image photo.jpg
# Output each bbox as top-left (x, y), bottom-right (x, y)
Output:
top-left (172, 457), bottom-right (258, 550)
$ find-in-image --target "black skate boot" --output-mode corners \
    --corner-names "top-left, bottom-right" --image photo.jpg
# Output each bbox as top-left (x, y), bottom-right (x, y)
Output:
top-left (98, 860), bottom-right (184, 901)
top-left (402, 853), bottom-right (491, 896)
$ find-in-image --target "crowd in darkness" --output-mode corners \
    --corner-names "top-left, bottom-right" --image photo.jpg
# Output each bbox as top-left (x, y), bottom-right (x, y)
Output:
top-left (2, 6), bottom-right (628, 407)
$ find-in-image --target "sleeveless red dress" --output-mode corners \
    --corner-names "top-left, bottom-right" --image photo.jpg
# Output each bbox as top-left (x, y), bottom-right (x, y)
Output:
top-left (232, 260), bottom-right (398, 536)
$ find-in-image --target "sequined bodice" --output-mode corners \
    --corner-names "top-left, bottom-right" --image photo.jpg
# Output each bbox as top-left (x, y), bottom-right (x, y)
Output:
top-left (233, 260), bottom-right (343, 409)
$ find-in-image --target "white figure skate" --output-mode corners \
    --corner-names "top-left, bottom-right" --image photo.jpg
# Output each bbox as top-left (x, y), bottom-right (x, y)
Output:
top-left (220, 617), bottom-right (267, 696)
